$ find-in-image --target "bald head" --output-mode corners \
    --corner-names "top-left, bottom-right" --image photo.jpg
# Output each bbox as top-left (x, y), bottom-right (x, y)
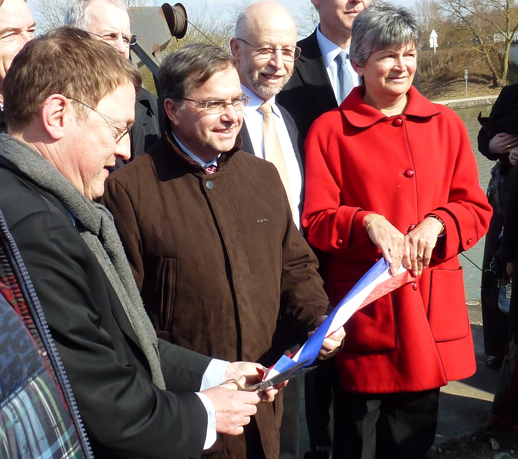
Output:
top-left (234, 2), bottom-right (296, 39)
top-left (231, 1), bottom-right (298, 101)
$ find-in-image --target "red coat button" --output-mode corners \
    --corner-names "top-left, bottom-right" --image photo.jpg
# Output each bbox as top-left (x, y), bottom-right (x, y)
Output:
top-left (337, 239), bottom-right (343, 246)
top-left (393, 118), bottom-right (403, 127)
top-left (412, 282), bottom-right (418, 291)
top-left (407, 224), bottom-right (416, 232)
top-left (404, 169), bottom-right (415, 178)
top-left (466, 239), bottom-right (472, 245)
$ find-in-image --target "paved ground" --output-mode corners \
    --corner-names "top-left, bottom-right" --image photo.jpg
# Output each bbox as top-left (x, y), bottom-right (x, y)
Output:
top-left (432, 95), bottom-right (498, 110)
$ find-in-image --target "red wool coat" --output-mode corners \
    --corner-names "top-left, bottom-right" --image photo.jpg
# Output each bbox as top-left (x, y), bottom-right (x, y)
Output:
top-left (303, 86), bottom-right (492, 393)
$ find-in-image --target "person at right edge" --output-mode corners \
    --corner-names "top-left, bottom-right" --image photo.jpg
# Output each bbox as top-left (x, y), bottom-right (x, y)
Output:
top-left (477, 84), bottom-right (518, 369)
top-left (302, 4), bottom-right (492, 458)
top-left (496, 137), bottom-right (518, 429)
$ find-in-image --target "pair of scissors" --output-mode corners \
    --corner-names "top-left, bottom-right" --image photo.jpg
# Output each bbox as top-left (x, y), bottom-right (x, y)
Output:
top-left (223, 359), bottom-right (314, 393)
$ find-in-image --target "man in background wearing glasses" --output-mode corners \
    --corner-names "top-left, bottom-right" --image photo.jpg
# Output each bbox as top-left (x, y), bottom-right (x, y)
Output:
top-left (65, 0), bottom-right (160, 166)
top-left (230, 1), bottom-right (302, 230)
top-left (0, 0), bottom-right (35, 133)
top-left (101, 43), bottom-right (344, 459)
top-left (230, 3), bottom-right (306, 458)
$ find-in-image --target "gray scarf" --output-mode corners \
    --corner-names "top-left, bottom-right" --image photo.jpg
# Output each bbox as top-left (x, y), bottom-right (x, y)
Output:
top-left (0, 134), bottom-right (166, 390)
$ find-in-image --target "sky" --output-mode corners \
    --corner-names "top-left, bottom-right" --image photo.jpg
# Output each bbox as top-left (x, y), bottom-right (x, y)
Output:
top-left (177, 0), bottom-right (419, 22)
top-left (26, 0), bottom-right (419, 37)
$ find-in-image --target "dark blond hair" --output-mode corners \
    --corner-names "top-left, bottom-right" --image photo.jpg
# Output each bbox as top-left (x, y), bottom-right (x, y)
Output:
top-left (4, 26), bottom-right (141, 131)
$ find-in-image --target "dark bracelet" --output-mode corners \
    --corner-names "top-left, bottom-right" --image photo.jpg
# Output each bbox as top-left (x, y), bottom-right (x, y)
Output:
top-left (427, 214), bottom-right (445, 235)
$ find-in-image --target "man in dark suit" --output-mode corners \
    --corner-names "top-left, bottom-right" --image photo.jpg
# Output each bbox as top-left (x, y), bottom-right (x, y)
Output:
top-left (277, 0), bottom-right (370, 140)
top-left (277, 0), bottom-right (420, 142)
top-left (64, 0), bottom-right (160, 166)
top-left (0, 26), bottom-right (272, 459)
top-left (230, 1), bottom-right (303, 228)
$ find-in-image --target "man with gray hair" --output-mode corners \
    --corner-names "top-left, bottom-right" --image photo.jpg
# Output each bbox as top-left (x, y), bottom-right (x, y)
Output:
top-left (230, 3), bottom-right (306, 458)
top-left (0, 0), bottom-right (34, 132)
top-left (65, 0), bottom-right (160, 165)
top-left (230, 1), bottom-right (302, 228)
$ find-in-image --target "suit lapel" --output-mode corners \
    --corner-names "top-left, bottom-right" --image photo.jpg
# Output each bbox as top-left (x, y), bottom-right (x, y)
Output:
top-left (278, 105), bottom-right (303, 168)
top-left (240, 120), bottom-right (254, 155)
top-left (296, 32), bottom-right (338, 115)
top-left (131, 99), bottom-right (147, 156)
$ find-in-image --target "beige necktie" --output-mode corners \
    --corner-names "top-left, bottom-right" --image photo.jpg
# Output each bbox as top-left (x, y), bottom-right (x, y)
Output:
top-left (258, 101), bottom-right (293, 210)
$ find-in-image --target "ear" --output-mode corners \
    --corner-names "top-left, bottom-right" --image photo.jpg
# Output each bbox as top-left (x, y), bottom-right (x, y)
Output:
top-left (230, 38), bottom-right (241, 62)
top-left (164, 98), bottom-right (182, 126)
top-left (352, 60), bottom-right (363, 77)
top-left (40, 94), bottom-right (68, 141)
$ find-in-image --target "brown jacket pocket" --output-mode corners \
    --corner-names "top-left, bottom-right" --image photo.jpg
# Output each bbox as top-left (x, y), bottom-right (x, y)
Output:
top-left (158, 257), bottom-right (177, 335)
top-left (428, 267), bottom-right (469, 342)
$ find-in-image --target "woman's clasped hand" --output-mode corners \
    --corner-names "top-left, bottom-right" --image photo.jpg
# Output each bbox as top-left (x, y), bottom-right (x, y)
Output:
top-left (365, 213), bottom-right (445, 277)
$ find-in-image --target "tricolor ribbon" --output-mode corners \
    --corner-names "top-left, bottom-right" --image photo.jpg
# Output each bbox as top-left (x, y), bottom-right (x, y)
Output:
top-left (265, 258), bottom-right (414, 380)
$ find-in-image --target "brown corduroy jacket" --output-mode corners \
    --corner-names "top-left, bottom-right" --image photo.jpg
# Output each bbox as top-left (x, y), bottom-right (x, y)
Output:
top-left (101, 130), bottom-right (330, 459)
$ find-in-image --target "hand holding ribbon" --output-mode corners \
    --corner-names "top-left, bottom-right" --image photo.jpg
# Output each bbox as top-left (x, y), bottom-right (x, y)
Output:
top-left (265, 258), bottom-right (414, 381)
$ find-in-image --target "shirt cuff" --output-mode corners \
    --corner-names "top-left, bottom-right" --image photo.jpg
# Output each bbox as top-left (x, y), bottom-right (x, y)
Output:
top-left (200, 358), bottom-right (229, 390)
top-left (195, 392), bottom-right (217, 450)
top-left (197, 359), bottom-right (229, 450)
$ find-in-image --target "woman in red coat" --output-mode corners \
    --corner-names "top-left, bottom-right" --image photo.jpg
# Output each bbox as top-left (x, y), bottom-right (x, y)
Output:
top-left (302, 3), bottom-right (492, 458)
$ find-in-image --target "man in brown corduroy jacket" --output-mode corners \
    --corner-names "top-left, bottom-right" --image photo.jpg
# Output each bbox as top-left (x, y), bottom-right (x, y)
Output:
top-left (101, 43), bottom-right (344, 459)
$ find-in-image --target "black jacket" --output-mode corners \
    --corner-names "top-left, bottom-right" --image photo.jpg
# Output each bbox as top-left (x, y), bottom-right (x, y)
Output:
top-left (113, 88), bottom-right (161, 170)
top-left (0, 138), bottom-right (212, 459)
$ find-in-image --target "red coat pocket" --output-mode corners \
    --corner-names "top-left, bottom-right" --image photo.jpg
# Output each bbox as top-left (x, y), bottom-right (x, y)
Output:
top-left (428, 267), bottom-right (469, 342)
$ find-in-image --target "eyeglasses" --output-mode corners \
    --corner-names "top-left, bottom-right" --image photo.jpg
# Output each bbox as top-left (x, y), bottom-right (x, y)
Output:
top-left (88, 31), bottom-right (138, 48)
top-left (68, 98), bottom-right (134, 143)
top-left (236, 38), bottom-right (301, 62)
top-left (0, 26), bottom-right (36, 43)
top-left (181, 95), bottom-right (250, 114)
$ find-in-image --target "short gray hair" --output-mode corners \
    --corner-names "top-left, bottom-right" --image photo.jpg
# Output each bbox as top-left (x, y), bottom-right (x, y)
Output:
top-left (158, 43), bottom-right (236, 104)
top-left (349, 2), bottom-right (420, 67)
top-left (234, 9), bottom-right (251, 38)
top-left (64, 0), bottom-right (128, 30)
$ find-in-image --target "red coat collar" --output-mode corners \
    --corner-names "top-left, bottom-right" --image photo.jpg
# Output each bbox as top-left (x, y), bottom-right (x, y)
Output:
top-left (340, 86), bottom-right (441, 129)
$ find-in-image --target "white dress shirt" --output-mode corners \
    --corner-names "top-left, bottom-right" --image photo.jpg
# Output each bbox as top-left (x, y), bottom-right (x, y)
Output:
top-left (316, 25), bottom-right (360, 104)
top-left (241, 86), bottom-right (302, 228)
top-left (197, 359), bottom-right (229, 449)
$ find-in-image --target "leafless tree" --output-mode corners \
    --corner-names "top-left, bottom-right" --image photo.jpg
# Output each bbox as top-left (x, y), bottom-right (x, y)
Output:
top-left (437, 0), bottom-right (518, 86)
top-left (295, 2), bottom-right (319, 39)
top-left (31, 0), bottom-right (67, 31)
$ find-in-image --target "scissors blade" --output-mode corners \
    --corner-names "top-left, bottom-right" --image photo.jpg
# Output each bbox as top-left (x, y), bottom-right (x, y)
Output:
top-left (244, 359), bottom-right (313, 392)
